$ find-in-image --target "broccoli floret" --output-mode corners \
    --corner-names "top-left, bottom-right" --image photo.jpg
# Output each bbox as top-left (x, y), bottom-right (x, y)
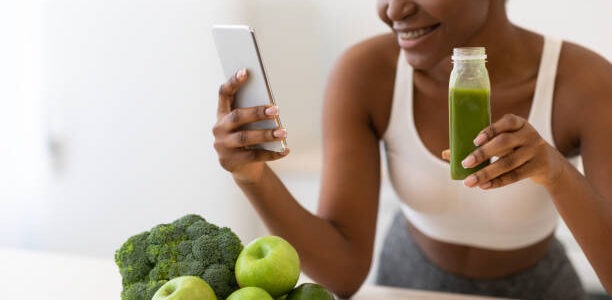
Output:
top-left (149, 262), bottom-right (172, 281)
top-left (121, 280), bottom-right (165, 300)
top-left (121, 282), bottom-right (147, 300)
top-left (201, 264), bottom-right (238, 299)
top-left (146, 243), bottom-right (178, 264)
top-left (114, 214), bottom-right (244, 300)
top-left (176, 260), bottom-right (207, 276)
top-left (172, 214), bottom-right (205, 229)
top-left (115, 232), bottom-right (152, 286)
top-left (192, 235), bottom-right (222, 267)
top-left (176, 240), bottom-right (193, 260)
top-left (147, 224), bottom-right (187, 246)
top-left (185, 220), bottom-right (219, 240)
top-left (216, 227), bottom-right (243, 269)
top-left (146, 280), bottom-right (167, 299)
top-left (145, 224), bottom-right (186, 263)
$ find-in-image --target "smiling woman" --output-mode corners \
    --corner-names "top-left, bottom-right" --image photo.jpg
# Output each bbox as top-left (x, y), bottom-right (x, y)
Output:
top-left (211, 0), bottom-right (612, 299)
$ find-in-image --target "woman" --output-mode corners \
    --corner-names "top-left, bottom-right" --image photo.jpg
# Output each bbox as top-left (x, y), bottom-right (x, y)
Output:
top-left (212, 0), bottom-right (612, 299)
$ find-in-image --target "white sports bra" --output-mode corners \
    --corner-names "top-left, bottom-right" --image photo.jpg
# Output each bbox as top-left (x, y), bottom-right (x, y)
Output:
top-left (383, 36), bottom-right (577, 250)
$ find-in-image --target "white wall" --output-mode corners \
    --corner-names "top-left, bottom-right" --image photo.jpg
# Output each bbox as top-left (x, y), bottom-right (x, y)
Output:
top-left (507, 0), bottom-right (612, 57)
top-left (0, 0), bottom-right (271, 257)
top-left (0, 1), bottom-right (48, 250)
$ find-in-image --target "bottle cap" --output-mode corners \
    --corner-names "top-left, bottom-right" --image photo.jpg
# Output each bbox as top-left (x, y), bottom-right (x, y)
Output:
top-left (452, 47), bottom-right (487, 61)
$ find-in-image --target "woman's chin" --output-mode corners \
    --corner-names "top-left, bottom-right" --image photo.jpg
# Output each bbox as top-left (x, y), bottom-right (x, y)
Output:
top-left (403, 50), bottom-right (449, 71)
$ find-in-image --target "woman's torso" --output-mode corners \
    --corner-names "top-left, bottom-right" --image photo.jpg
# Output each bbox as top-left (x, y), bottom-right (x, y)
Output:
top-left (361, 30), bottom-right (580, 278)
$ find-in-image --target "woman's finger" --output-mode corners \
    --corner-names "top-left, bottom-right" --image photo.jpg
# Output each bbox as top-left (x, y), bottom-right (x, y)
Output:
top-left (473, 114), bottom-right (526, 146)
top-left (462, 132), bottom-right (523, 169)
top-left (216, 105), bottom-right (279, 133)
top-left (463, 146), bottom-right (532, 188)
top-left (221, 128), bottom-right (287, 149)
top-left (441, 149), bottom-right (450, 161)
top-left (479, 160), bottom-right (538, 189)
top-left (217, 69), bottom-right (248, 117)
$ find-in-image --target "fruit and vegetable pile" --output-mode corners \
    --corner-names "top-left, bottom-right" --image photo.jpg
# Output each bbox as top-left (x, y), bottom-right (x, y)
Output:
top-left (115, 214), bottom-right (335, 300)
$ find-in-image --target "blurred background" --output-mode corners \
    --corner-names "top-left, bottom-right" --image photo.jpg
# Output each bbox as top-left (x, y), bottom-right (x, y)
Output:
top-left (1, 0), bottom-right (610, 297)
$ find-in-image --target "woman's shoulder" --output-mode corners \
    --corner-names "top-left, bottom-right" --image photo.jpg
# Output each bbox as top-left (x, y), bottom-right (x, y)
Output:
top-left (327, 33), bottom-right (400, 103)
top-left (555, 40), bottom-right (612, 145)
top-left (343, 32), bottom-right (399, 59)
top-left (332, 33), bottom-right (399, 79)
top-left (324, 33), bottom-right (400, 138)
top-left (557, 40), bottom-right (612, 101)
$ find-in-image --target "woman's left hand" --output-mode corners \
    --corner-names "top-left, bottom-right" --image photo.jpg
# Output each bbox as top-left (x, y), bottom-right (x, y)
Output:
top-left (442, 114), bottom-right (568, 190)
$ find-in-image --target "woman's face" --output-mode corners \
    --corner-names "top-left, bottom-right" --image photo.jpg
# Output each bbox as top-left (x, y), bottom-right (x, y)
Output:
top-left (377, 0), bottom-right (492, 70)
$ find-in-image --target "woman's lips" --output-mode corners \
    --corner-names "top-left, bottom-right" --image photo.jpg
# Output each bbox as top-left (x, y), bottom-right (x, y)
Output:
top-left (396, 23), bottom-right (441, 48)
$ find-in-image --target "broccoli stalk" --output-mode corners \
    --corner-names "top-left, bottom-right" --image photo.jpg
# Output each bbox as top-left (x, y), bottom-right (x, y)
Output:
top-left (115, 214), bottom-right (243, 300)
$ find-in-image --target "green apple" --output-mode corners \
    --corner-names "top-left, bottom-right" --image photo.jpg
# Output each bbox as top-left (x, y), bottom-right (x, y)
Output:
top-left (226, 286), bottom-right (274, 300)
top-left (152, 276), bottom-right (217, 300)
top-left (286, 283), bottom-right (335, 300)
top-left (235, 235), bottom-right (300, 298)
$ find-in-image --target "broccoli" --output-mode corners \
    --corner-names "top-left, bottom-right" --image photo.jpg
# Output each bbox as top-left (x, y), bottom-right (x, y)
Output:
top-left (201, 264), bottom-right (237, 299)
top-left (120, 280), bottom-right (166, 300)
top-left (115, 232), bottom-right (152, 285)
top-left (115, 214), bottom-right (243, 300)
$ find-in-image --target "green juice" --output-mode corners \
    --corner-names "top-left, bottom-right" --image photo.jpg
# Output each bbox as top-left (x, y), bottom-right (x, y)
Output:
top-left (449, 87), bottom-right (491, 180)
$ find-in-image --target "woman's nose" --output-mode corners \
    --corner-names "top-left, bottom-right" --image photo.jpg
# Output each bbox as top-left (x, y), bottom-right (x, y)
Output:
top-left (386, 0), bottom-right (418, 21)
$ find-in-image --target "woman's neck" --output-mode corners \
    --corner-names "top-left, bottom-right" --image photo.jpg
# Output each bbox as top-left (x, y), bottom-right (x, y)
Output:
top-left (423, 3), bottom-right (542, 86)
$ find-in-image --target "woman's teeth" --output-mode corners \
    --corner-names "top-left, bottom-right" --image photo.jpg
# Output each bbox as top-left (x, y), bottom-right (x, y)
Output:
top-left (399, 26), bottom-right (435, 40)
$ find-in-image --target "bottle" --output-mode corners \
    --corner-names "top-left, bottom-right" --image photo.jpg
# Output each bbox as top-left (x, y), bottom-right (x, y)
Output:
top-left (449, 47), bottom-right (491, 180)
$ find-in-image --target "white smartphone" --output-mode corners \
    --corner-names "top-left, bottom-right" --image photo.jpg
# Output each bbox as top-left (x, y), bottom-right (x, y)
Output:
top-left (212, 24), bottom-right (286, 153)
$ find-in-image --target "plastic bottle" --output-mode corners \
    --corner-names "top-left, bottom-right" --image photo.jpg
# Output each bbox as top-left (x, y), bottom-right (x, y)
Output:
top-left (449, 47), bottom-right (491, 180)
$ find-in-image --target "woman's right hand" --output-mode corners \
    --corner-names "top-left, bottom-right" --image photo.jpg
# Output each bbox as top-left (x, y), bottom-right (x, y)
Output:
top-left (213, 69), bottom-right (289, 183)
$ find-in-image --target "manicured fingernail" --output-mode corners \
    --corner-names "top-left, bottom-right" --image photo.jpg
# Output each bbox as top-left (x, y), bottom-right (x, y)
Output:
top-left (265, 106), bottom-right (278, 116)
top-left (463, 175), bottom-right (477, 187)
top-left (480, 181), bottom-right (492, 189)
top-left (474, 133), bottom-right (487, 146)
top-left (462, 155), bottom-right (476, 168)
top-left (273, 128), bottom-right (287, 138)
top-left (236, 69), bottom-right (247, 80)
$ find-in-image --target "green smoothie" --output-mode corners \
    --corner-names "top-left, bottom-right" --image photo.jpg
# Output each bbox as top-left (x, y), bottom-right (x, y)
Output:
top-left (449, 87), bottom-right (491, 180)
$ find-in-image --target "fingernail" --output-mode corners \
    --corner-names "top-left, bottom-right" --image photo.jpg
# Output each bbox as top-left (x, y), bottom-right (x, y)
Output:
top-left (463, 175), bottom-right (477, 187)
top-left (236, 69), bottom-right (247, 80)
top-left (273, 128), bottom-right (287, 138)
top-left (474, 133), bottom-right (487, 146)
top-left (265, 106), bottom-right (278, 116)
top-left (462, 155), bottom-right (476, 168)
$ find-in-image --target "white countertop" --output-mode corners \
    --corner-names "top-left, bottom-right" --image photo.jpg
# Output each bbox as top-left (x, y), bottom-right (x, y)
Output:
top-left (0, 247), bottom-right (122, 299)
top-left (0, 247), bottom-right (508, 300)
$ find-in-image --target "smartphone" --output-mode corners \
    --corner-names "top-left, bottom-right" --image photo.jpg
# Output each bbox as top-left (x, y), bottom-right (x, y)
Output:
top-left (212, 24), bottom-right (286, 152)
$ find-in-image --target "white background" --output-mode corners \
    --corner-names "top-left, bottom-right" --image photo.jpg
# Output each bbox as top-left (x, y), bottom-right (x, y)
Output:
top-left (1, 0), bottom-right (610, 294)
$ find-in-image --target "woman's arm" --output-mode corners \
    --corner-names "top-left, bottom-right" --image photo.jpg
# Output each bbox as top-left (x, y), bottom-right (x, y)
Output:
top-left (213, 37), bottom-right (391, 297)
top-left (547, 48), bottom-right (612, 292)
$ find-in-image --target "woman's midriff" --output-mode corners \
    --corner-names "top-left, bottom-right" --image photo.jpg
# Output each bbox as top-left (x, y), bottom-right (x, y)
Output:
top-left (405, 217), bottom-right (554, 279)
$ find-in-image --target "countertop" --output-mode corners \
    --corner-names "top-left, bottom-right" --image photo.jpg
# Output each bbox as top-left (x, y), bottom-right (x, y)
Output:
top-left (0, 247), bottom-right (508, 300)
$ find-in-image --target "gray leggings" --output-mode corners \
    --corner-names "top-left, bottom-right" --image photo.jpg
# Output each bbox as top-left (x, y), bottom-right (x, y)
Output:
top-left (376, 212), bottom-right (586, 300)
